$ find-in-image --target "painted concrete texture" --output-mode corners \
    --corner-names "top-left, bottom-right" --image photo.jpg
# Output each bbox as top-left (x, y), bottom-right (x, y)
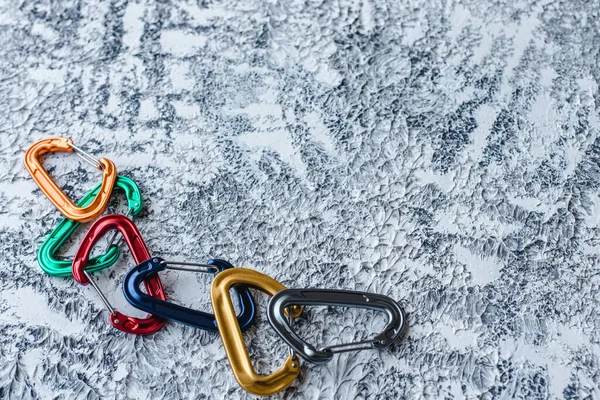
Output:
top-left (1, 0), bottom-right (599, 399)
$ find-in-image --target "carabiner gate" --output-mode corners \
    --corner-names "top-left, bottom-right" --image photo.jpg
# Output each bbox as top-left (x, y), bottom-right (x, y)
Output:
top-left (122, 257), bottom-right (257, 332)
top-left (66, 141), bottom-right (103, 170)
top-left (72, 214), bottom-right (166, 335)
top-left (267, 289), bottom-right (407, 364)
top-left (24, 137), bottom-right (117, 223)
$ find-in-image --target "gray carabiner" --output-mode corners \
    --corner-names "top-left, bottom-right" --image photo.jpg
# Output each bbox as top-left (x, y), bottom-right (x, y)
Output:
top-left (267, 289), bottom-right (407, 364)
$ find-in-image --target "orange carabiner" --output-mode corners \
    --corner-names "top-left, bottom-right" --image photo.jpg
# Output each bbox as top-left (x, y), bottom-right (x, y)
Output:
top-left (24, 137), bottom-right (117, 223)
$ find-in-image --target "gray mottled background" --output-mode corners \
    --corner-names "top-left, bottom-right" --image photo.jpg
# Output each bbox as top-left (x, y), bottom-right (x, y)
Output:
top-left (1, 0), bottom-right (599, 399)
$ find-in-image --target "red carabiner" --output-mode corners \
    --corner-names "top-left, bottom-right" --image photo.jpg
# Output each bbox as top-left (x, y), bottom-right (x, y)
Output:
top-left (72, 214), bottom-right (166, 335)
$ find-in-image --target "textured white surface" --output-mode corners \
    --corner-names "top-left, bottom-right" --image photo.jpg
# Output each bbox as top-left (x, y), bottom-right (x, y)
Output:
top-left (1, 0), bottom-right (600, 399)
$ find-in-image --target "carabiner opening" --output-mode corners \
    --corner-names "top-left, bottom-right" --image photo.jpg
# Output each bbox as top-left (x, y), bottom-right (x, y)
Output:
top-left (286, 307), bottom-right (299, 367)
top-left (320, 339), bottom-right (379, 354)
top-left (284, 306), bottom-right (377, 359)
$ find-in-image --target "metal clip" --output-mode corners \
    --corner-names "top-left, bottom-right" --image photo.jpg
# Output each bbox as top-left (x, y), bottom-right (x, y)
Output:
top-left (24, 137), bottom-right (117, 223)
top-left (122, 258), bottom-right (256, 332)
top-left (267, 289), bottom-right (407, 364)
top-left (72, 214), bottom-right (166, 335)
top-left (287, 307), bottom-right (298, 363)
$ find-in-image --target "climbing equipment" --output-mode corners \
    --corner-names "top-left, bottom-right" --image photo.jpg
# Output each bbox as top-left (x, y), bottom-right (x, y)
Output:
top-left (268, 289), bottom-right (406, 364)
top-left (22, 137), bottom-right (410, 396)
top-left (72, 214), bottom-right (166, 335)
top-left (122, 257), bottom-right (256, 332)
top-left (24, 137), bottom-right (117, 222)
top-left (210, 268), bottom-right (302, 396)
top-left (37, 176), bottom-right (143, 277)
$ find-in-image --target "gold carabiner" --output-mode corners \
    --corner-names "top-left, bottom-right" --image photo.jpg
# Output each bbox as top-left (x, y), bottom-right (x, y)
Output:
top-left (210, 268), bottom-right (302, 396)
top-left (24, 137), bottom-right (117, 223)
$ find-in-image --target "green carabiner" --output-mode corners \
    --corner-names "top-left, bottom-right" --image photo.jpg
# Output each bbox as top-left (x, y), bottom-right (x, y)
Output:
top-left (37, 176), bottom-right (143, 277)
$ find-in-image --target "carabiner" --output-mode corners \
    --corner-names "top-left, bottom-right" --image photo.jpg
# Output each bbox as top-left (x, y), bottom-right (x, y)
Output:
top-left (122, 257), bottom-right (256, 332)
top-left (72, 214), bottom-right (166, 335)
top-left (37, 176), bottom-right (143, 277)
top-left (267, 289), bottom-right (407, 364)
top-left (210, 268), bottom-right (302, 397)
top-left (24, 137), bottom-right (117, 223)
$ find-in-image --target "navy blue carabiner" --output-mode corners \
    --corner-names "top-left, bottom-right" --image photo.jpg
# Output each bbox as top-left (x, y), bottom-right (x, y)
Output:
top-left (122, 257), bottom-right (256, 332)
